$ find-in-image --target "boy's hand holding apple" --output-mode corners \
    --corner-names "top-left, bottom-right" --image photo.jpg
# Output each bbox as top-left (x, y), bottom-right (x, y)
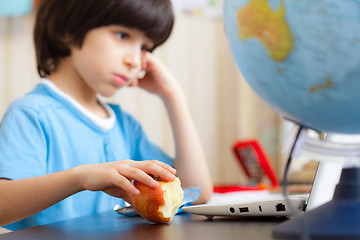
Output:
top-left (132, 175), bottom-right (184, 223)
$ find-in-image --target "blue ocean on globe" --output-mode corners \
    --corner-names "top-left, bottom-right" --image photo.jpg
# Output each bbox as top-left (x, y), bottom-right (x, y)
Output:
top-left (224, 0), bottom-right (360, 134)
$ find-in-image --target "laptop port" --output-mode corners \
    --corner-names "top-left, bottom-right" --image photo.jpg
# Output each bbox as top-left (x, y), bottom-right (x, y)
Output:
top-left (239, 207), bottom-right (249, 213)
top-left (276, 203), bottom-right (286, 212)
top-left (229, 207), bottom-right (235, 213)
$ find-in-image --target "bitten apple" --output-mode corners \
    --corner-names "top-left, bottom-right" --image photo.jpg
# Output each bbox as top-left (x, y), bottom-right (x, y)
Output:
top-left (132, 176), bottom-right (184, 223)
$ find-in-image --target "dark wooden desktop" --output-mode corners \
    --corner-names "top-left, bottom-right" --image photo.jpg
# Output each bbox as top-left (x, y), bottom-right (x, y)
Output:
top-left (0, 211), bottom-right (283, 240)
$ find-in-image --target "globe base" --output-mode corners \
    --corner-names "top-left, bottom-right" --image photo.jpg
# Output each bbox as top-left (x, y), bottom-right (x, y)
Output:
top-left (272, 167), bottom-right (360, 240)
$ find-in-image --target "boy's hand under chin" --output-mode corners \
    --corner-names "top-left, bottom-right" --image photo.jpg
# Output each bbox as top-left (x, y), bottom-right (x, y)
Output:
top-left (129, 53), bottom-right (182, 99)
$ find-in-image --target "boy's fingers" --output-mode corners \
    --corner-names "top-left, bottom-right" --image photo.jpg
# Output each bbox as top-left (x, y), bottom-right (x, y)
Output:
top-left (128, 78), bottom-right (138, 87)
top-left (111, 160), bottom-right (176, 190)
top-left (138, 160), bottom-right (176, 174)
top-left (149, 160), bottom-right (177, 181)
top-left (117, 165), bottom-right (159, 188)
top-left (111, 172), bottom-right (140, 195)
top-left (131, 160), bottom-right (176, 181)
top-left (151, 160), bottom-right (177, 174)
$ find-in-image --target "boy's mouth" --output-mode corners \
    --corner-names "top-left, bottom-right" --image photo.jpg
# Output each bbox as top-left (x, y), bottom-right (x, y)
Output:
top-left (113, 74), bottom-right (129, 87)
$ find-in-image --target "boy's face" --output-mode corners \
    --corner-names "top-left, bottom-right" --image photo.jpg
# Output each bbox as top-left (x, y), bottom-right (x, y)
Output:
top-left (68, 25), bottom-right (154, 97)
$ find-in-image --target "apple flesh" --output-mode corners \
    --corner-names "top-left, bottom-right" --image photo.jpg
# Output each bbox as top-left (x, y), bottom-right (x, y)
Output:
top-left (132, 176), bottom-right (184, 223)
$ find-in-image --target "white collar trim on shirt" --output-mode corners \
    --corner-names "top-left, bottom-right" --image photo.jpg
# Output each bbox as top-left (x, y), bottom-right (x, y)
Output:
top-left (41, 78), bottom-right (116, 132)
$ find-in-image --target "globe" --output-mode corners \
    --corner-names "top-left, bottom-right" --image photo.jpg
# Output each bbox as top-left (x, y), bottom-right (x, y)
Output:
top-left (224, 0), bottom-right (360, 134)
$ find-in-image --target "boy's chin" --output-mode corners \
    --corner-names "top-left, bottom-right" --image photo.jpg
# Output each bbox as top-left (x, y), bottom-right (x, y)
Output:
top-left (98, 86), bottom-right (122, 98)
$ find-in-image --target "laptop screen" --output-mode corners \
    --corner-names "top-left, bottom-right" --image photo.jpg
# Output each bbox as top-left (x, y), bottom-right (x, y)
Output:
top-left (305, 157), bottom-right (343, 211)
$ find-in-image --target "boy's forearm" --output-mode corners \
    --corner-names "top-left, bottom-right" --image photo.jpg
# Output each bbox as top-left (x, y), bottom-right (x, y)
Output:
top-left (0, 169), bottom-right (82, 226)
top-left (163, 91), bottom-right (213, 204)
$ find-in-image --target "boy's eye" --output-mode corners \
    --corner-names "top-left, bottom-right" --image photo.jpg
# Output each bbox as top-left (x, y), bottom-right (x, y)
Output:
top-left (141, 45), bottom-right (150, 52)
top-left (116, 32), bottom-right (129, 39)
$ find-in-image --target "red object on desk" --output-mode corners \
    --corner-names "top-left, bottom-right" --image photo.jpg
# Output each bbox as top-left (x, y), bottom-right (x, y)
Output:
top-left (214, 139), bottom-right (280, 193)
top-left (213, 184), bottom-right (267, 193)
top-left (233, 139), bottom-right (279, 187)
top-left (233, 139), bottom-right (279, 186)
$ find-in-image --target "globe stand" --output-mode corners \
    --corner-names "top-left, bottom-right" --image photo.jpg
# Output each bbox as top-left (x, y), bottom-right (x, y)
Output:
top-left (272, 167), bottom-right (360, 240)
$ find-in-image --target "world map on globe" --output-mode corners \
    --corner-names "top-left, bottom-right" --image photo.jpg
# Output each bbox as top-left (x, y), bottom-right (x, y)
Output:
top-left (224, 0), bottom-right (360, 134)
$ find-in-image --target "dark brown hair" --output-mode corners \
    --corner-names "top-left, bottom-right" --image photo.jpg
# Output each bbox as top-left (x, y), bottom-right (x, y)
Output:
top-left (34, 0), bottom-right (174, 77)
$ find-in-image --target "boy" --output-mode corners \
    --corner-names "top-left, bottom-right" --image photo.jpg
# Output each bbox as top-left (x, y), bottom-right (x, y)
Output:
top-left (0, 0), bottom-right (213, 230)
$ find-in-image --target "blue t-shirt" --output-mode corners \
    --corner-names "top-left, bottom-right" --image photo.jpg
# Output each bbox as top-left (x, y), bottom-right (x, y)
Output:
top-left (0, 83), bottom-right (173, 230)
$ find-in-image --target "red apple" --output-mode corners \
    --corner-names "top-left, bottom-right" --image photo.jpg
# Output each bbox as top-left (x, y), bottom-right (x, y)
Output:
top-left (132, 176), bottom-right (184, 223)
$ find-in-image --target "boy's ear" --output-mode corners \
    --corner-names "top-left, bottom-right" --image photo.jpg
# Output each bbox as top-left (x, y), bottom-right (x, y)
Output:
top-left (62, 33), bottom-right (75, 47)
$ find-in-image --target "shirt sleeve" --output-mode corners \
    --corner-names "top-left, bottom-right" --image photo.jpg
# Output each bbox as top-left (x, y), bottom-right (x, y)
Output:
top-left (0, 105), bottom-right (47, 180)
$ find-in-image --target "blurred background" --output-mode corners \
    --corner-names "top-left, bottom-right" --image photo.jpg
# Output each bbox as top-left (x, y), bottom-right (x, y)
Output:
top-left (0, 0), bottom-right (312, 186)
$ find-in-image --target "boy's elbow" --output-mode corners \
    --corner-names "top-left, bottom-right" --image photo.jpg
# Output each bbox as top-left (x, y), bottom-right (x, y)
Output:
top-left (193, 182), bottom-right (213, 205)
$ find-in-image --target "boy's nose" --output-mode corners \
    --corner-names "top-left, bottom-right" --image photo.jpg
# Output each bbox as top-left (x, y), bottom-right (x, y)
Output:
top-left (123, 55), bottom-right (140, 70)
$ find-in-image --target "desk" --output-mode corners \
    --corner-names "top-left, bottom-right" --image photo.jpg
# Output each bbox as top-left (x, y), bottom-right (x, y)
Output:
top-left (0, 211), bottom-right (283, 240)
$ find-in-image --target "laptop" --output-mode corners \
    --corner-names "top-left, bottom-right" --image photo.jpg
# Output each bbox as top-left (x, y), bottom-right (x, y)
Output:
top-left (182, 160), bottom-right (343, 219)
